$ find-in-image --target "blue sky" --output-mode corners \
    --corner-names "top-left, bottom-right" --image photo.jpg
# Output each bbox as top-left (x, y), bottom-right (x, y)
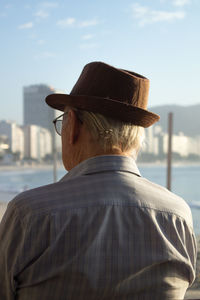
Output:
top-left (0, 0), bottom-right (200, 124)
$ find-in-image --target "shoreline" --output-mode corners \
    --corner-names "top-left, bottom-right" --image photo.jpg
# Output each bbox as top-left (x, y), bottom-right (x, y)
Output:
top-left (138, 161), bottom-right (200, 168)
top-left (1, 161), bottom-right (200, 172)
top-left (0, 163), bottom-right (65, 172)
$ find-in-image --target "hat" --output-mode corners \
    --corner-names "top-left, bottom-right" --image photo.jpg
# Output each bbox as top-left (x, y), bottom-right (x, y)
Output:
top-left (46, 61), bottom-right (160, 127)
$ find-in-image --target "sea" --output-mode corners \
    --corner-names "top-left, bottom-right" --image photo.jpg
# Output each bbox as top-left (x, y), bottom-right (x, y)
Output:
top-left (0, 164), bottom-right (200, 234)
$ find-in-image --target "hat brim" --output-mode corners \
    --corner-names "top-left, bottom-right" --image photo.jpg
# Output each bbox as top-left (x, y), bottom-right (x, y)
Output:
top-left (46, 94), bottom-right (160, 128)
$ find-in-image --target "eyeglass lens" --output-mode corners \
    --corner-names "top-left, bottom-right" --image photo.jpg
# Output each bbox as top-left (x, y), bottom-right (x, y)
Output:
top-left (56, 120), bottom-right (63, 135)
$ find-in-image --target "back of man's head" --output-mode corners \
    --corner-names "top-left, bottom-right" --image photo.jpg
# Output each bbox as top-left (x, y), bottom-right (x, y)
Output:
top-left (75, 109), bottom-right (145, 158)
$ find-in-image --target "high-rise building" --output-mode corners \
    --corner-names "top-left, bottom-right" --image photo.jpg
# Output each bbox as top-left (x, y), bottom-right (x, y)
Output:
top-left (23, 84), bottom-right (62, 133)
top-left (23, 84), bottom-right (63, 152)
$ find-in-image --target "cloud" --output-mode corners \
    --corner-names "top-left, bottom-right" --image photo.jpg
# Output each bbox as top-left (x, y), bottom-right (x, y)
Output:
top-left (172, 0), bottom-right (191, 6)
top-left (34, 2), bottom-right (58, 19)
top-left (40, 2), bottom-right (58, 8)
top-left (79, 19), bottom-right (98, 28)
top-left (57, 17), bottom-right (99, 29)
top-left (18, 22), bottom-right (34, 29)
top-left (81, 34), bottom-right (95, 40)
top-left (34, 10), bottom-right (49, 18)
top-left (57, 18), bottom-right (76, 27)
top-left (131, 3), bottom-right (185, 26)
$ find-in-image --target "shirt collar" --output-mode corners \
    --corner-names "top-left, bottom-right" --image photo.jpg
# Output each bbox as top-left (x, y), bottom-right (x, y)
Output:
top-left (60, 155), bottom-right (141, 182)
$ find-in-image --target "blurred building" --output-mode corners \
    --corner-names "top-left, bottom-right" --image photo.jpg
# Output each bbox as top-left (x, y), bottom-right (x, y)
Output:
top-left (187, 136), bottom-right (200, 156)
top-left (142, 125), bottom-right (162, 155)
top-left (24, 125), bottom-right (52, 160)
top-left (0, 135), bottom-right (9, 155)
top-left (23, 84), bottom-right (63, 152)
top-left (163, 132), bottom-right (200, 157)
top-left (0, 120), bottom-right (24, 159)
top-left (23, 84), bottom-right (60, 131)
top-left (171, 133), bottom-right (189, 157)
top-left (142, 125), bottom-right (200, 159)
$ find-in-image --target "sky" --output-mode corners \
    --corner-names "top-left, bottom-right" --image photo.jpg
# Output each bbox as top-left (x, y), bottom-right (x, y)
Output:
top-left (0, 0), bottom-right (200, 124)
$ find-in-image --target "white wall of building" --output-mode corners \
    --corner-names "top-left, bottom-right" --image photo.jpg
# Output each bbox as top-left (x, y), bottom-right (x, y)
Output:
top-left (0, 121), bottom-right (24, 158)
top-left (11, 125), bottom-right (24, 158)
top-left (142, 126), bottom-right (160, 155)
top-left (24, 125), bottom-right (52, 160)
top-left (173, 133), bottom-right (189, 157)
top-left (188, 136), bottom-right (200, 156)
top-left (39, 128), bottom-right (52, 159)
top-left (163, 132), bottom-right (200, 157)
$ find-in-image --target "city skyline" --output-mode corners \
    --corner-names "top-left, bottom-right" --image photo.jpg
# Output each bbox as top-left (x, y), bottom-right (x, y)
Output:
top-left (1, 0), bottom-right (200, 124)
top-left (1, 83), bottom-right (200, 162)
top-left (1, 117), bottom-right (200, 162)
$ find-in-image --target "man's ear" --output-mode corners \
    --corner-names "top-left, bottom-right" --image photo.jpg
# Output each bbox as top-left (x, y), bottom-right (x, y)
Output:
top-left (68, 110), bottom-right (81, 144)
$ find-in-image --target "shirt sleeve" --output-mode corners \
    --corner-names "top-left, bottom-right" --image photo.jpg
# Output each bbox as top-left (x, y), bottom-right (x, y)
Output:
top-left (0, 200), bottom-right (26, 300)
top-left (186, 224), bottom-right (198, 286)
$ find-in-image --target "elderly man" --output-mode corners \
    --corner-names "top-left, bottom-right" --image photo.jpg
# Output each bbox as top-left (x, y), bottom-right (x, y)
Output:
top-left (0, 62), bottom-right (197, 299)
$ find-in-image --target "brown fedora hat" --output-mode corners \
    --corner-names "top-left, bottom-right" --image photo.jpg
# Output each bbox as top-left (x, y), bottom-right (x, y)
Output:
top-left (46, 61), bottom-right (160, 127)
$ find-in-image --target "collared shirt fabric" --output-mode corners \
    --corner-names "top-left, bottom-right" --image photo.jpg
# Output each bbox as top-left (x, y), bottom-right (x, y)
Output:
top-left (0, 155), bottom-right (197, 300)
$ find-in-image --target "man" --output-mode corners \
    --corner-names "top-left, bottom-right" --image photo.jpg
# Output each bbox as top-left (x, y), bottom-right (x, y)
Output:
top-left (0, 62), bottom-right (197, 299)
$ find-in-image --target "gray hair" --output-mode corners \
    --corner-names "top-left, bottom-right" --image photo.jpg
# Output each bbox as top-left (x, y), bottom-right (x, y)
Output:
top-left (75, 109), bottom-right (145, 158)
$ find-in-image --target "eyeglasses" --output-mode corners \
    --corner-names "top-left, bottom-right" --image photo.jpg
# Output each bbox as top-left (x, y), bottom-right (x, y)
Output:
top-left (53, 112), bottom-right (67, 136)
top-left (53, 110), bottom-right (83, 136)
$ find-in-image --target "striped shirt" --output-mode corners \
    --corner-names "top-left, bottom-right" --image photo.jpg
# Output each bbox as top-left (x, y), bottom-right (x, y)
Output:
top-left (0, 155), bottom-right (197, 300)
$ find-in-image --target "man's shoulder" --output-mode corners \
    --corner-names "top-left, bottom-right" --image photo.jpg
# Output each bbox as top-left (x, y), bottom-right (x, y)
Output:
top-left (9, 181), bottom-right (67, 219)
top-left (116, 169), bottom-right (189, 212)
top-left (137, 175), bottom-right (193, 225)
top-left (8, 168), bottom-right (193, 228)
